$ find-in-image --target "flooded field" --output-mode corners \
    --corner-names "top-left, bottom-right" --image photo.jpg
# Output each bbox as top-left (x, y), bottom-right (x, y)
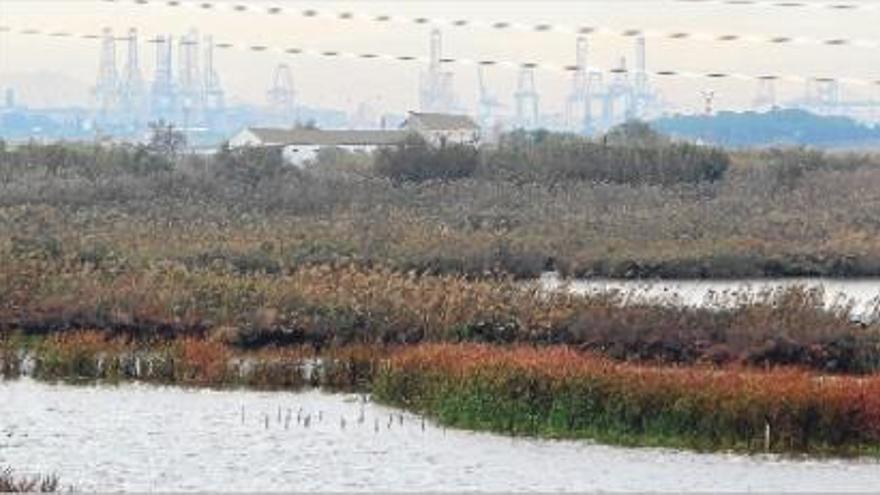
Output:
top-left (543, 274), bottom-right (880, 321)
top-left (1, 379), bottom-right (878, 492)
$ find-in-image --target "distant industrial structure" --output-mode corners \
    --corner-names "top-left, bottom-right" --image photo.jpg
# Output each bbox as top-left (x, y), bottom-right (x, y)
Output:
top-left (5, 21), bottom-right (880, 146)
top-left (419, 29), bottom-right (458, 114)
top-left (569, 35), bottom-right (659, 133)
top-left (267, 63), bottom-right (297, 124)
top-left (795, 79), bottom-right (880, 123)
top-left (81, 26), bottom-right (349, 145)
top-left (476, 63), bottom-right (503, 130)
top-left (93, 27), bottom-right (227, 136)
top-left (471, 33), bottom-right (660, 133)
top-left (514, 66), bottom-right (540, 130)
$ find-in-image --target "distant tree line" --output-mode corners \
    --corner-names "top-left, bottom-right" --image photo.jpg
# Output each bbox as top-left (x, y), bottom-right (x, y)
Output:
top-left (653, 108), bottom-right (880, 148)
top-left (374, 121), bottom-right (731, 185)
top-left (0, 120), bottom-right (187, 182)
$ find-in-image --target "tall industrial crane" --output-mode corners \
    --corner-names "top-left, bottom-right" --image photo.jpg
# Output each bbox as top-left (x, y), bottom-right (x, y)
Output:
top-left (267, 63), bottom-right (296, 123)
top-left (514, 66), bottom-right (540, 129)
top-left (477, 63), bottom-right (502, 128)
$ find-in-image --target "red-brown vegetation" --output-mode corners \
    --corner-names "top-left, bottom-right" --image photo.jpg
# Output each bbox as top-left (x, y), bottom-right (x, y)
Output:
top-left (375, 344), bottom-right (880, 453)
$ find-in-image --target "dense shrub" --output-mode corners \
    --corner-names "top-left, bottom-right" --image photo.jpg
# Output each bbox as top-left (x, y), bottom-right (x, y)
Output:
top-left (213, 144), bottom-right (289, 189)
top-left (374, 135), bottom-right (478, 182)
top-left (482, 129), bottom-right (730, 185)
top-left (0, 141), bottom-right (172, 180)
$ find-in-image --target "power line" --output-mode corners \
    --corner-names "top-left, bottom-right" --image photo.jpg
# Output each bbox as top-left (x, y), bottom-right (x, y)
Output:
top-left (673, 0), bottom-right (879, 12)
top-left (112, 0), bottom-right (880, 51)
top-left (6, 24), bottom-right (879, 89)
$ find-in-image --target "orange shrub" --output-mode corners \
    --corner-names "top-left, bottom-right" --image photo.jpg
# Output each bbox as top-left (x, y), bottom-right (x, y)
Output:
top-left (174, 338), bottom-right (232, 385)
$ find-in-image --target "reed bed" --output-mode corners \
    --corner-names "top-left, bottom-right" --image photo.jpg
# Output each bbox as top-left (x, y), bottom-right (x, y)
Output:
top-left (373, 344), bottom-right (880, 455)
top-left (4, 142), bottom-right (880, 280)
top-left (2, 256), bottom-right (880, 371)
top-left (7, 331), bottom-right (382, 392)
top-left (0, 467), bottom-right (60, 493)
top-left (16, 331), bottom-right (362, 390)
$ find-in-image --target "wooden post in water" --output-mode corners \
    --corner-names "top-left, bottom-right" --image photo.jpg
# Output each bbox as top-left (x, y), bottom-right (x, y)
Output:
top-left (764, 421), bottom-right (771, 452)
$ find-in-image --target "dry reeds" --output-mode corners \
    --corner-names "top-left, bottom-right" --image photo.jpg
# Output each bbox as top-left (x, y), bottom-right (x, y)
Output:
top-left (0, 467), bottom-right (60, 493)
top-left (4, 142), bottom-right (880, 280)
top-left (3, 260), bottom-right (880, 371)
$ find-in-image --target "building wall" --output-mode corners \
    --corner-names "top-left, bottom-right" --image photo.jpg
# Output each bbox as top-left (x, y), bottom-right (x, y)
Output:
top-left (421, 129), bottom-right (480, 147)
top-left (282, 144), bottom-right (380, 167)
top-left (403, 119), bottom-right (480, 147)
top-left (228, 129), bottom-right (262, 148)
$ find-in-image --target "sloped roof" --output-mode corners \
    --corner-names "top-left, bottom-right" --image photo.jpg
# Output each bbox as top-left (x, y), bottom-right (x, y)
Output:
top-left (405, 112), bottom-right (480, 131)
top-left (245, 128), bottom-right (409, 146)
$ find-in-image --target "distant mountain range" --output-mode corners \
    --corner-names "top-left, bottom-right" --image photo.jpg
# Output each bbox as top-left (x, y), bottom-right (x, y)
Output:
top-left (652, 108), bottom-right (880, 149)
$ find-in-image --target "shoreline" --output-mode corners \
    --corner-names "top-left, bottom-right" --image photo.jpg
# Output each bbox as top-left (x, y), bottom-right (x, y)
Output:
top-left (5, 379), bottom-right (880, 493)
top-left (5, 375), bottom-right (880, 464)
top-left (4, 335), bottom-right (880, 458)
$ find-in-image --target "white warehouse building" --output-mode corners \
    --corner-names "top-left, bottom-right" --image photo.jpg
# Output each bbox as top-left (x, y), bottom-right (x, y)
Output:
top-left (228, 128), bottom-right (408, 166)
top-left (229, 112), bottom-right (480, 166)
top-left (401, 112), bottom-right (481, 147)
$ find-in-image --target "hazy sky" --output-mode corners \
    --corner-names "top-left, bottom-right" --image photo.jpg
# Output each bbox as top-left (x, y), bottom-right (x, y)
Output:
top-left (1, 0), bottom-right (878, 116)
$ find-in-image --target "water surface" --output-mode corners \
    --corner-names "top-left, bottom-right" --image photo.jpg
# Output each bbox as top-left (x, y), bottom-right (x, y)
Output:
top-left (542, 273), bottom-right (880, 321)
top-left (1, 379), bottom-right (878, 492)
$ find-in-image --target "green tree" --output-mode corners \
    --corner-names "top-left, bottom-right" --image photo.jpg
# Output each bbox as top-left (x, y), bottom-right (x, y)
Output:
top-left (148, 120), bottom-right (187, 158)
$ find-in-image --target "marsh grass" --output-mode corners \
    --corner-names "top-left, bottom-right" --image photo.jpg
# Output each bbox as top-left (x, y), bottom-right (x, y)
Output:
top-left (4, 142), bottom-right (880, 280)
top-left (373, 344), bottom-right (880, 455)
top-left (0, 467), bottom-right (60, 493)
top-left (2, 258), bottom-right (879, 371)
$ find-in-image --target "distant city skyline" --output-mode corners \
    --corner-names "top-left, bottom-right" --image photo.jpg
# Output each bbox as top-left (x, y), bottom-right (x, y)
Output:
top-left (1, 0), bottom-right (879, 118)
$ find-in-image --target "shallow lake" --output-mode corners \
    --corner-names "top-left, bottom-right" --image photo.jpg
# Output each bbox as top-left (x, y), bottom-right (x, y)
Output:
top-left (1, 379), bottom-right (879, 492)
top-left (542, 273), bottom-right (880, 321)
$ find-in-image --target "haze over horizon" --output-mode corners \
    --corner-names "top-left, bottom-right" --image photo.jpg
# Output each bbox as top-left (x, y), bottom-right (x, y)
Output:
top-left (1, 0), bottom-right (879, 117)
